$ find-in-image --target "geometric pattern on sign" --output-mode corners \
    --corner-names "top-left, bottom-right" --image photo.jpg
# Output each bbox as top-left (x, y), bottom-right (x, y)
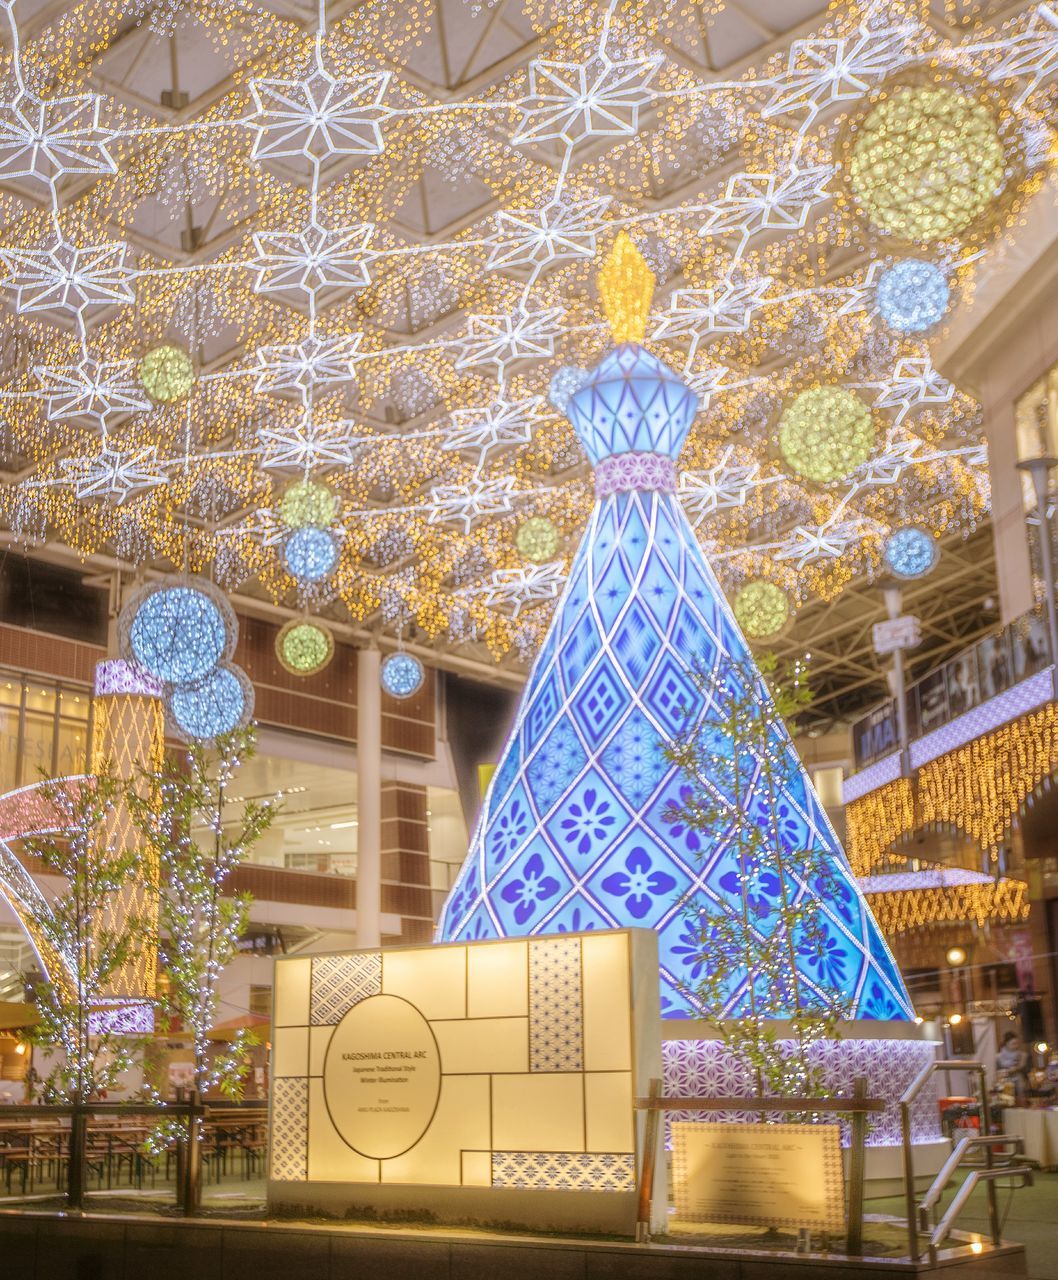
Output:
top-left (270, 1076), bottom-right (308, 1181)
top-left (310, 952), bottom-right (382, 1024)
top-left (529, 936), bottom-right (583, 1071)
top-left (491, 1150), bottom-right (635, 1191)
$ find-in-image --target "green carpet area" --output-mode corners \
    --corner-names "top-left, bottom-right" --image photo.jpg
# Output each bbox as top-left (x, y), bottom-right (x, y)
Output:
top-left (871, 1170), bottom-right (1058, 1279)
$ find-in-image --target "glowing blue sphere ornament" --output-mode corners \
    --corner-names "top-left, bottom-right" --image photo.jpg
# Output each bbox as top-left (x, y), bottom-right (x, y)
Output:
top-left (876, 260), bottom-right (950, 333)
top-left (884, 526), bottom-right (938, 579)
top-left (168, 663), bottom-right (253, 741)
top-left (548, 365), bottom-right (591, 415)
top-left (381, 652), bottom-right (424, 699)
top-left (284, 527), bottom-right (338, 582)
top-left (124, 582), bottom-right (232, 685)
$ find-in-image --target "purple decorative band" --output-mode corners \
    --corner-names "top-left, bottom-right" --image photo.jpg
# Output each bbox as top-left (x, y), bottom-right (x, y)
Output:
top-left (595, 452), bottom-right (677, 497)
top-left (94, 659), bottom-right (164, 699)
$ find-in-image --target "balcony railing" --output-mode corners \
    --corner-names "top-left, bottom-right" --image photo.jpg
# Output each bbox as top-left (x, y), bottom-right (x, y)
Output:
top-left (852, 606), bottom-right (1053, 770)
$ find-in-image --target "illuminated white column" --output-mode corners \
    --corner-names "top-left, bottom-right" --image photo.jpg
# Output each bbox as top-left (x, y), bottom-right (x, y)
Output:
top-left (356, 645), bottom-right (382, 949)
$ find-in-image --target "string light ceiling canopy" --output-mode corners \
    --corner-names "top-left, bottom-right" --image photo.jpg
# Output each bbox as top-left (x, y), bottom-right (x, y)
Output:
top-left (0, 0), bottom-right (1051, 671)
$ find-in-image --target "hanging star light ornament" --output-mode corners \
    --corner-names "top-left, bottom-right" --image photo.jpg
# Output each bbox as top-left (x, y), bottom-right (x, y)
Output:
top-left (512, 49), bottom-right (662, 147)
top-left (34, 358), bottom-right (150, 426)
top-left (247, 39), bottom-right (391, 162)
top-left (251, 222), bottom-right (375, 296)
top-left (254, 334), bottom-right (364, 396)
top-left (0, 93), bottom-right (117, 183)
top-left (0, 238), bottom-right (134, 314)
top-left (698, 165), bottom-right (837, 253)
top-left (56, 445), bottom-right (168, 505)
top-left (427, 476), bottom-right (518, 532)
top-left (443, 396), bottom-right (547, 465)
top-left (452, 306), bottom-right (565, 375)
top-left (761, 18), bottom-right (920, 123)
top-left (485, 195), bottom-right (611, 275)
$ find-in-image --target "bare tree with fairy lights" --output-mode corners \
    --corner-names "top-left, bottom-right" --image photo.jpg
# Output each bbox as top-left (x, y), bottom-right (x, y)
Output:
top-left (22, 765), bottom-right (150, 1103)
top-left (663, 653), bottom-right (853, 1103)
top-left (128, 725), bottom-right (275, 1103)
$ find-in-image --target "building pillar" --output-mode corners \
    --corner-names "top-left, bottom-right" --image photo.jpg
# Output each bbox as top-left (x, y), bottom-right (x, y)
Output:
top-left (982, 392), bottom-right (1035, 625)
top-left (356, 646), bottom-right (382, 949)
top-left (381, 781), bottom-right (433, 944)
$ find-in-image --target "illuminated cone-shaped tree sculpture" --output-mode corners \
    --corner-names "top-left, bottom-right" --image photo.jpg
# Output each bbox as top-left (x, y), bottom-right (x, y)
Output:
top-left (438, 236), bottom-right (912, 1022)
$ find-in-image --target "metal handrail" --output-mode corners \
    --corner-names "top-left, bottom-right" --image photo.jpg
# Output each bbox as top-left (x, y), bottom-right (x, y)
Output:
top-left (919, 1133), bottom-right (1024, 1219)
top-left (900, 1058), bottom-right (1019, 1262)
top-left (931, 1163), bottom-right (1033, 1254)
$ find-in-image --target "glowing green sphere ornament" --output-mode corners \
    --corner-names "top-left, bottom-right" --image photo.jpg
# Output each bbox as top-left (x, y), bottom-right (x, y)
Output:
top-left (515, 516), bottom-right (560, 563)
top-left (280, 479), bottom-right (338, 530)
top-left (778, 386), bottom-right (875, 484)
top-left (276, 618), bottom-right (335, 676)
top-left (138, 344), bottom-right (195, 404)
top-left (733, 579), bottom-right (790, 640)
top-left (846, 85), bottom-right (1007, 243)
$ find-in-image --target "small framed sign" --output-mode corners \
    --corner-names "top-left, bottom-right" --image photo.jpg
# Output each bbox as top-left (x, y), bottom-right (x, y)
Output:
top-left (672, 1121), bottom-right (845, 1233)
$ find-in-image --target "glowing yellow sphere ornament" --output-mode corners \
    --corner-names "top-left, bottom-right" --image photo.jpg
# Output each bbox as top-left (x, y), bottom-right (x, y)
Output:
top-left (515, 517), bottom-right (560, 563)
top-left (280, 479), bottom-right (338, 530)
top-left (138, 344), bottom-right (195, 404)
top-left (846, 85), bottom-right (1007, 242)
top-left (276, 618), bottom-right (335, 676)
top-left (734, 580), bottom-right (790, 640)
top-left (778, 386), bottom-right (875, 484)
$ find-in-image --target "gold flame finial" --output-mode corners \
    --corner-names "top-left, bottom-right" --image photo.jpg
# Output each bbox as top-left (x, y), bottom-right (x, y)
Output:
top-left (598, 231), bottom-right (655, 345)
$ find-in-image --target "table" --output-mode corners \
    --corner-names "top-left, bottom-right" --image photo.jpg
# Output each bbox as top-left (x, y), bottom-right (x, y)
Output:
top-left (1002, 1108), bottom-right (1058, 1168)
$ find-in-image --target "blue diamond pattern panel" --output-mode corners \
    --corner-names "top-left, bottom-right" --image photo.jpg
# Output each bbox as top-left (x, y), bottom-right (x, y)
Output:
top-left (437, 344), bottom-right (913, 1023)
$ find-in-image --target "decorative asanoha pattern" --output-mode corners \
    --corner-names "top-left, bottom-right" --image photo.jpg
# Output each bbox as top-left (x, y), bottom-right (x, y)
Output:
top-left (310, 952), bottom-right (382, 1024)
top-left (491, 1151), bottom-right (634, 1191)
top-left (595, 451), bottom-right (676, 497)
top-left (662, 1037), bottom-right (941, 1148)
top-left (438, 343), bottom-right (912, 1022)
top-left (529, 937), bottom-right (583, 1072)
top-left (270, 1077), bottom-right (309, 1181)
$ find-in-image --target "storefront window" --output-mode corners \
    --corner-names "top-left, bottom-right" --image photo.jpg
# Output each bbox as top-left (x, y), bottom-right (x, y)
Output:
top-left (0, 670), bottom-right (92, 789)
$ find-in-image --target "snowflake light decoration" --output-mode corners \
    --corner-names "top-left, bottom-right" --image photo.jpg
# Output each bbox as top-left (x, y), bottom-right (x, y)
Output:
top-left (35, 358), bottom-right (150, 426)
top-left (248, 48), bottom-right (391, 162)
top-left (884, 525), bottom-right (938, 579)
top-left (513, 51), bottom-right (661, 147)
top-left (0, 93), bottom-right (117, 183)
top-left (251, 222), bottom-right (374, 297)
top-left (876, 259), bottom-right (950, 332)
top-left (276, 618), bottom-right (335, 676)
top-left (0, 237), bottom-right (134, 314)
top-left (844, 84), bottom-right (1010, 242)
top-left (254, 334), bottom-right (363, 396)
top-left (734, 579), bottom-right (790, 640)
top-left (778, 386), bottom-right (875, 484)
top-left (443, 396), bottom-right (546, 463)
top-left (453, 307), bottom-right (564, 376)
top-left (427, 476), bottom-right (517, 531)
top-left (485, 195), bottom-right (609, 275)
top-left (57, 445), bottom-right (167, 504)
top-left (381, 652), bottom-right (424, 698)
